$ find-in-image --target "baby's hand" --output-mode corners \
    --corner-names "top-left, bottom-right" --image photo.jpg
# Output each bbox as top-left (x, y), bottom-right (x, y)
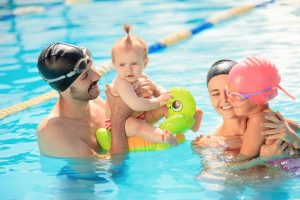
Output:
top-left (162, 130), bottom-right (178, 146)
top-left (157, 92), bottom-right (172, 106)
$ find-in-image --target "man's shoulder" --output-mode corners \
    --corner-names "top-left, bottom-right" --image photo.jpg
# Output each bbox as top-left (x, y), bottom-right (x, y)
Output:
top-left (38, 115), bottom-right (68, 134)
top-left (37, 116), bottom-right (91, 157)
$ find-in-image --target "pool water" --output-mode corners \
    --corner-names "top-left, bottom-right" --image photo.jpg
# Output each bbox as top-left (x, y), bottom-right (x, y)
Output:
top-left (1, 0), bottom-right (300, 199)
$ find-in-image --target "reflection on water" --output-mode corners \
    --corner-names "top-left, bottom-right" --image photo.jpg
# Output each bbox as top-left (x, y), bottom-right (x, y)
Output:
top-left (38, 155), bottom-right (130, 199)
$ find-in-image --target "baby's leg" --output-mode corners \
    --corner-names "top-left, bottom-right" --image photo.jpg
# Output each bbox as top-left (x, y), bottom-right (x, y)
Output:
top-left (125, 117), bottom-right (178, 146)
top-left (144, 106), bottom-right (168, 124)
top-left (192, 109), bottom-right (203, 132)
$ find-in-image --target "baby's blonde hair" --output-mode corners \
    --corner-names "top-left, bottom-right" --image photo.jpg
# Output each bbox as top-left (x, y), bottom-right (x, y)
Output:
top-left (111, 24), bottom-right (148, 62)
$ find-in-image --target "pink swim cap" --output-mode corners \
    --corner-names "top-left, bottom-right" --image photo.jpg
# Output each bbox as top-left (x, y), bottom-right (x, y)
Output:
top-left (228, 56), bottom-right (295, 104)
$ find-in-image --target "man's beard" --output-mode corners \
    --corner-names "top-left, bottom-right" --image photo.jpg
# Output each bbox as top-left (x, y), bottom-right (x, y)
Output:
top-left (70, 81), bottom-right (99, 101)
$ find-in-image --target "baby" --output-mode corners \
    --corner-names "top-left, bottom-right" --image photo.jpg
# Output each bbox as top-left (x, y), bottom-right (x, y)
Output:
top-left (105, 25), bottom-right (189, 146)
top-left (226, 56), bottom-right (296, 160)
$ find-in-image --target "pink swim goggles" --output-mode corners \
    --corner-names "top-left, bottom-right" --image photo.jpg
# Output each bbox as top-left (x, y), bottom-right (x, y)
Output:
top-left (225, 85), bottom-right (296, 103)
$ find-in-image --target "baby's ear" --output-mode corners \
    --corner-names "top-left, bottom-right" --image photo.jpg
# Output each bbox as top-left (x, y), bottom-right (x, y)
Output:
top-left (144, 57), bottom-right (149, 68)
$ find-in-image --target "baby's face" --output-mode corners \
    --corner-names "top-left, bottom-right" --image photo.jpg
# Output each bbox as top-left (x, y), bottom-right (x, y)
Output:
top-left (114, 47), bottom-right (147, 82)
top-left (227, 82), bottom-right (256, 117)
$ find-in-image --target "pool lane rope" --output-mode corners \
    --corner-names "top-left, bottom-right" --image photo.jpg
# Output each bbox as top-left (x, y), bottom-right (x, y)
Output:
top-left (0, 0), bottom-right (275, 119)
top-left (0, 0), bottom-right (90, 21)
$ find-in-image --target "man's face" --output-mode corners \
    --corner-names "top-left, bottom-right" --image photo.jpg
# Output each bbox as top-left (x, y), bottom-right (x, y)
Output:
top-left (68, 59), bottom-right (101, 101)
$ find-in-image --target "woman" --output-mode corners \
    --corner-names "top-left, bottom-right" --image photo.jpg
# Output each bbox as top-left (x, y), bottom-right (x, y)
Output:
top-left (192, 59), bottom-right (297, 157)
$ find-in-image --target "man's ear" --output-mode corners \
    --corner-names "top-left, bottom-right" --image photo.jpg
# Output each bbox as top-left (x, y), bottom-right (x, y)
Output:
top-left (144, 57), bottom-right (149, 68)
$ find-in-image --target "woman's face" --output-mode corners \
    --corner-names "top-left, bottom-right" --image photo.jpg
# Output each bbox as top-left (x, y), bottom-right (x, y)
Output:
top-left (208, 75), bottom-right (237, 119)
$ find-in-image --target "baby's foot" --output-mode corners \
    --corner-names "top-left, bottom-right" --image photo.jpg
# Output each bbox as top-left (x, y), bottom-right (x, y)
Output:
top-left (192, 109), bottom-right (203, 132)
top-left (162, 130), bottom-right (178, 146)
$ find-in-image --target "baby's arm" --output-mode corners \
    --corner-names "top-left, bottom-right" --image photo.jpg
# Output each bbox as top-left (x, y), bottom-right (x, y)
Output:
top-left (238, 113), bottom-right (266, 160)
top-left (116, 78), bottom-right (171, 112)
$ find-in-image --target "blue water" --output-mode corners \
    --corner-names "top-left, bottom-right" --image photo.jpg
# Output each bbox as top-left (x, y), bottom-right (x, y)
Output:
top-left (1, 0), bottom-right (300, 199)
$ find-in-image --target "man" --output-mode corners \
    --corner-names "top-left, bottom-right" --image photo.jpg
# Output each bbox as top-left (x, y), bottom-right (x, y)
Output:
top-left (37, 42), bottom-right (152, 157)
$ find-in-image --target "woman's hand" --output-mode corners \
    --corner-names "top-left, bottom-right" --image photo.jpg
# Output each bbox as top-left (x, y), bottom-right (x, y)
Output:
top-left (192, 135), bottom-right (227, 148)
top-left (260, 139), bottom-right (292, 158)
top-left (261, 112), bottom-right (299, 148)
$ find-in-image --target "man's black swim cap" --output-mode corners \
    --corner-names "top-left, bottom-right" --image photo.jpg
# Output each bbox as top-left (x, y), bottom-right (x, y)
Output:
top-left (37, 42), bottom-right (88, 92)
top-left (206, 59), bottom-right (237, 86)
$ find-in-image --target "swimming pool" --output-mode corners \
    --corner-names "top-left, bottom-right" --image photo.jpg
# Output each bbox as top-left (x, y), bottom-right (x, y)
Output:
top-left (1, 0), bottom-right (300, 199)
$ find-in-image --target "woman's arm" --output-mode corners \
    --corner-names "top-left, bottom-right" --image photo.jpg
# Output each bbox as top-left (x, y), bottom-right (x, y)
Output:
top-left (227, 139), bottom-right (291, 172)
top-left (261, 112), bottom-right (300, 149)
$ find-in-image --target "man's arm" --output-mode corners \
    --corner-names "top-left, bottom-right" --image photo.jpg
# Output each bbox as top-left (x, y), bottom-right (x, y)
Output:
top-left (105, 85), bottom-right (130, 155)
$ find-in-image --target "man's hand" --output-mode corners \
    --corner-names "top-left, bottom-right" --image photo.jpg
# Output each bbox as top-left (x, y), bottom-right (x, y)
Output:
top-left (106, 84), bottom-right (132, 118)
top-left (133, 77), bottom-right (154, 98)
